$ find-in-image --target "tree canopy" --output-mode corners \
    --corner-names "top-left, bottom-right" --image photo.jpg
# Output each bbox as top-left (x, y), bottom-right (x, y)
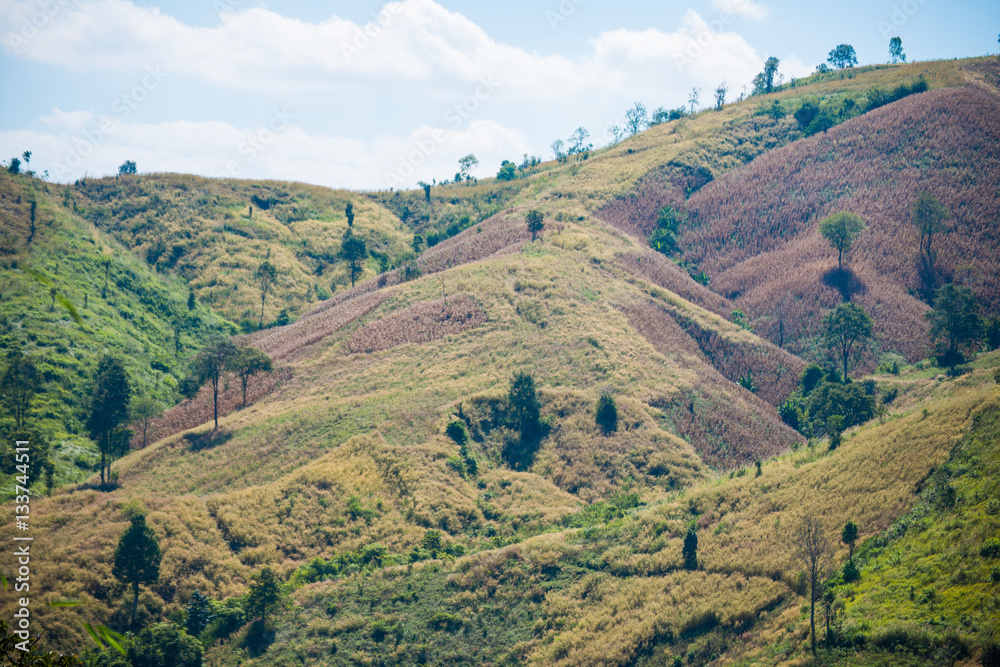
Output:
top-left (87, 355), bottom-right (132, 485)
top-left (113, 513), bottom-right (162, 629)
top-left (889, 36), bottom-right (906, 63)
top-left (1, 350), bottom-right (40, 428)
top-left (822, 302), bottom-right (873, 381)
top-left (340, 230), bottom-right (367, 288)
top-left (245, 567), bottom-right (282, 626)
top-left (828, 44), bottom-right (858, 69)
top-left (193, 338), bottom-right (237, 430)
top-left (256, 261), bottom-right (277, 330)
top-left (926, 283), bottom-right (982, 369)
top-left (227, 346), bottom-right (273, 409)
top-left (911, 192), bottom-right (949, 270)
top-left (525, 210), bottom-right (544, 241)
top-left (819, 211), bottom-right (865, 271)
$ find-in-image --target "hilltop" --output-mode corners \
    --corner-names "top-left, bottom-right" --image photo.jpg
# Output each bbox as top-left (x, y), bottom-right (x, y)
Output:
top-left (1, 55), bottom-right (999, 667)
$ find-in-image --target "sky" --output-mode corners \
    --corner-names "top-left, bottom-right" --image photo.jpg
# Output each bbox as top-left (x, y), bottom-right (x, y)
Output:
top-left (0, 0), bottom-right (997, 190)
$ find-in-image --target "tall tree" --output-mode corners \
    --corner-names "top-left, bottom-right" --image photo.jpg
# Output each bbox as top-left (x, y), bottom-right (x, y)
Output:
top-left (819, 211), bottom-right (865, 271)
top-left (245, 567), bottom-right (282, 626)
top-left (345, 201), bottom-right (355, 228)
top-left (682, 525), bottom-right (698, 570)
top-left (113, 513), bottom-right (161, 630)
top-left (625, 102), bottom-right (649, 135)
top-left (841, 521), bottom-right (859, 562)
top-left (926, 284), bottom-right (982, 370)
top-left (256, 260), bottom-right (277, 330)
top-left (1, 350), bottom-right (40, 428)
top-left (227, 346), bottom-right (273, 409)
top-left (822, 302), bottom-right (874, 381)
top-left (714, 80), bottom-right (728, 110)
top-left (525, 210), bottom-right (544, 241)
top-left (185, 590), bottom-right (214, 638)
top-left (688, 88), bottom-right (701, 115)
top-left (118, 160), bottom-right (137, 176)
top-left (340, 230), bottom-right (367, 288)
top-left (87, 355), bottom-right (132, 486)
top-left (567, 127), bottom-right (591, 154)
top-left (889, 36), bottom-right (906, 63)
top-left (793, 516), bottom-right (833, 656)
top-left (911, 192), bottom-right (949, 272)
top-left (504, 372), bottom-right (542, 470)
top-left (827, 44), bottom-right (858, 69)
top-left (194, 339), bottom-right (237, 430)
top-left (458, 154), bottom-right (479, 182)
top-left (130, 396), bottom-right (163, 449)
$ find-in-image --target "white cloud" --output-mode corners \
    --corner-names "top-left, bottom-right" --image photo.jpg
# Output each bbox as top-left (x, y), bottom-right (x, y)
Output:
top-left (711, 0), bottom-right (770, 20)
top-left (0, 111), bottom-right (528, 189)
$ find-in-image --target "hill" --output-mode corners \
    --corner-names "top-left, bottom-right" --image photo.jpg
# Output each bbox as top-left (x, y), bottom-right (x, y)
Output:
top-left (1, 56), bottom-right (999, 667)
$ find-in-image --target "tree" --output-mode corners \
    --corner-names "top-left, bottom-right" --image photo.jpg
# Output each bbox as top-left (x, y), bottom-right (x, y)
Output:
top-left (21, 150), bottom-right (31, 168)
top-left (714, 80), bottom-right (728, 110)
top-left (130, 397), bottom-right (163, 449)
top-left (926, 284), bottom-right (982, 370)
top-left (345, 201), bottom-right (355, 228)
top-left (245, 567), bottom-right (282, 626)
top-left (1, 422), bottom-right (55, 493)
top-left (753, 57), bottom-right (780, 95)
top-left (186, 287), bottom-right (196, 310)
top-left (828, 44), bottom-right (858, 69)
top-left (504, 372), bottom-right (542, 470)
top-left (1, 350), bottom-right (40, 428)
top-left (682, 525), bottom-right (698, 570)
top-left (841, 521), bottom-right (859, 562)
top-left (550, 139), bottom-right (566, 161)
top-left (193, 338), bottom-right (237, 430)
top-left (822, 302), bottom-right (873, 381)
top-left (421, 182), bottom-right (431, 203)
top-left (496, 160), bottom-right (517, 181)
top-left (819, 211), bottom-right (865, 271)
top-left (889, 36), bottom-right (906, 63)
top-left (911, 192), bottom-right (949, 272)
top-left (793, 516), bottom-right (832, 656)
top-left (340, 229), bottom-right (367, 288)
top-left (185, 590), bottom-right (214, 638)
top-left (525, 209), bottom-right (544, 241)
top-left (118, 160), bottom-right (137, 176)
top-left (568, 127), bottom-right (591, 154)
top-left (7, 157), bottom-right (21, 174)
top-left (688, 87), bottom-right (701, 115)
top-left (595, 391), bottom-right (618, 435)
top-left (255, 260), bottom-right (277, 330)
top-left (128, 623), bottom-right (202, 667)
top-left (411, 234), bottom-right (423, 253)
top-left (625, 102), bottom-right (648, 135)
top-left (113, 513), bottom-right (162, 630)
top-left (87, 355), bottom-right (132, 486)
top-left (458, 154), bottom-right (478, 182)
top-left (227, 346), bottom-right (272, 409)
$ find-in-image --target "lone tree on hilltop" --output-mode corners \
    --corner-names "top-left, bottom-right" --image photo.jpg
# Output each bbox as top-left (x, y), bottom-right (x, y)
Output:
top-left (912, 192), bottom-right (949, 273)
top-left (819, 211), bottom-right (865, 271)
top-left (113, 512), bottom-right (161, 630)
top-left (889, 36), bottom-right (906, 63)
top-left (118, 160), bottom-right (137, 176)
top-left (794, 516), bottom-right (833, 656)
top-left (752, 57), bottom-right (780, 94)
top-left (227, 346), bottom-right (273, 409)
top-left (340, 229), bottom-right (367, 288)
top-left (256, 260), bottom-right (277, 330)
top-left (245, 567), bottom-right (282, 626)
top-left (822, 302), bottom-right (873, 381)
top-left (193, 338), bottom-right (237, 430)
top-left (526, 209), bottom-right (544, 241)
top-left (87, 355), bottom-right (132, 486)
top-left (626, 102), bottom-right (648, 135)
top-left (828, 44), bottom-right (858, 69)
top-left (458, 154), bottom-right (478, 183)
top-left (926, 283), bottom-right (982, 371)
top-left (714, 80), bottom-right (728, 110)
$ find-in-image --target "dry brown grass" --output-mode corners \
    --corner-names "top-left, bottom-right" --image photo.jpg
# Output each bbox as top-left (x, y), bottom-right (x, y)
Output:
top-left (344, 294), bottom-right (486, 354)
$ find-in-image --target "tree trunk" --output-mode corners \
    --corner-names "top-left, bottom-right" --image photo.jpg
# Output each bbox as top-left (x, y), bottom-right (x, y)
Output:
top-left (242, 377), bottom-right (248, 409)
top-left (810, 572), bottom-right (817, 655)
top-left (838, 247), bottom-right (843, 271)
top-left (131, 581), bottom-right (139, 630)
top-left (212, 379), bottom-right (219, 430)
top-left (259, 295), bottom-right (265, 331)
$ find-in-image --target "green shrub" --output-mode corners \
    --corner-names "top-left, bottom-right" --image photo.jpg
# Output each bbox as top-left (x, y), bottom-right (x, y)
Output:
top-left (981, 538), bottom-right (1000, 559)
top-left (595, 391), bottom-right (618, 435)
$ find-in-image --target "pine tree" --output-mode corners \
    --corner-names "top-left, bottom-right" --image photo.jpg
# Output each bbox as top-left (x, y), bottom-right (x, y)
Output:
top-left (113, 513), bottom-right (161, 629)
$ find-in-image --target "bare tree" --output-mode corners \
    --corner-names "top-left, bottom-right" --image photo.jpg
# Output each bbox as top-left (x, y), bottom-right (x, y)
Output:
top-left (794, 516), bottom-right (833, 656)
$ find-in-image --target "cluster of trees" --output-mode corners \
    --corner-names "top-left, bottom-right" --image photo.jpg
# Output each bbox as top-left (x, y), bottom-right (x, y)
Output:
top-left (182, 339), bottom-right (274, 430)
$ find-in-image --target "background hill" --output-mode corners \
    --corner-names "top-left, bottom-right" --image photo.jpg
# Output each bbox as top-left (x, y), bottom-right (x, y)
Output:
top-left (2, 56), bottom-right (999, 667)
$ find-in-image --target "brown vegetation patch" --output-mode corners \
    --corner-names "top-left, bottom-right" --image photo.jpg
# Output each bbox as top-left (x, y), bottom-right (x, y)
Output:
top-left (344, 294), bottom-right (486, 354)
top-left (618, 301), bottom-right (803, 468)
top-left (615, 250), bottom-right (734, 319)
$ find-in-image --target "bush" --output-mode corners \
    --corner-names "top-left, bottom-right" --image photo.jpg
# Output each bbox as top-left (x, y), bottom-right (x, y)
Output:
top-left (808, 381), bottom-right (874, 432)
top-left (842, 559), bottom-right (860, 582)
top-left (127, 623), bottom-right (202, 667)
top-left (595, 391), bottom-right (618, 435)
top-left (981, 538), bottom-right (1000, 559)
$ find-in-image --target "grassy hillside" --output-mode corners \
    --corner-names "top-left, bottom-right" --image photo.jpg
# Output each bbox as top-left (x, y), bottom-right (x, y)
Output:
top-left (2, 55), bottom-right (999, 667)
top-left (0, 171), bottom-right (230, 487)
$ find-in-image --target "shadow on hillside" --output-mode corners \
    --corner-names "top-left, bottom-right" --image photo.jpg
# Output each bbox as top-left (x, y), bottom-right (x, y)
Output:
top-left (823, 267), bottom-right (867, 302)
top-left (184, 429), bottom-right (232, 452)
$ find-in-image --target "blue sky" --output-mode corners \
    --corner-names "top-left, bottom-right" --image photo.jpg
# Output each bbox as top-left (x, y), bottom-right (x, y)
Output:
top-left (1, 0), bottom-right (997, 189)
